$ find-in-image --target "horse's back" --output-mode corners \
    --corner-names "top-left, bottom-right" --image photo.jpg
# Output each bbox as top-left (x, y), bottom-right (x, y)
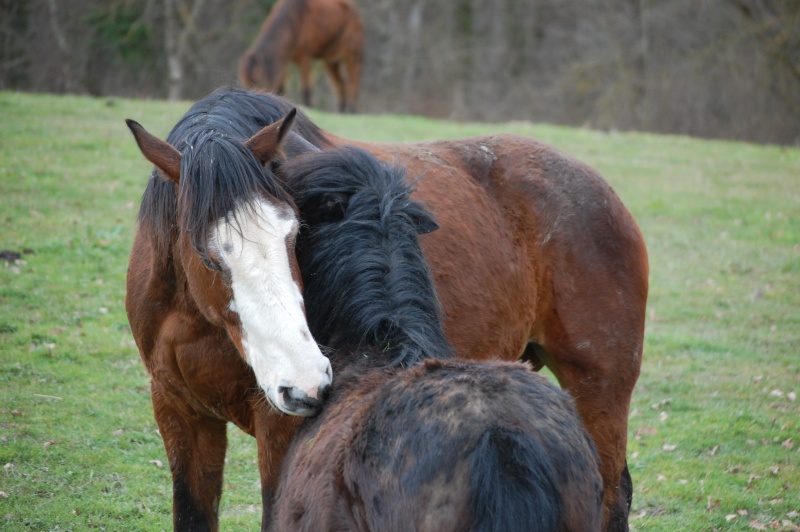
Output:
top-left (349, 359), bottom-right (602, 531)
top-left (337, 134), bottom-right (648, 367)
top-left (294, 0), bottom-right (362, 60)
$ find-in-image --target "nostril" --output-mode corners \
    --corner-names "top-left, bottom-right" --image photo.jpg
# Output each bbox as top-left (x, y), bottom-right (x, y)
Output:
top-left (318, 383), bottom-right (332, 402)
top-left (278, 385), bottom-right (324, 416)
top-left (278, 385), bottom-right (292, 405)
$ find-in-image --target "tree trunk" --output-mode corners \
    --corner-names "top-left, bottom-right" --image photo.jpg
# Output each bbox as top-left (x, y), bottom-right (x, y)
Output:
top-left (164, 0), bottom-right (183, 100)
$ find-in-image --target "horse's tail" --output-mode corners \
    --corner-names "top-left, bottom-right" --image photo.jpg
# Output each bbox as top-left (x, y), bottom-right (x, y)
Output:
top-left (469, 426), bottom-right (560, 532)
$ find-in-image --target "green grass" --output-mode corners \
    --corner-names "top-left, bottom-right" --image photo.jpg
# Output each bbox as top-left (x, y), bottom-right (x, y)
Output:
top-left (1, 91), bottom-right (798, 530)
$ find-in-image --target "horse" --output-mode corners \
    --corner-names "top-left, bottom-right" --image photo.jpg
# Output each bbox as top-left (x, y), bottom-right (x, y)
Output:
top-left (274, 89), bottom-right (647, 531)
top-left (124, 89), bottom-right (337, 529)
top-left (127, 87), bottom-right (648, 532)
top-left (269, 146), bottom-right (604, 531)
top-left (238, 0), bottom-right (363, 113)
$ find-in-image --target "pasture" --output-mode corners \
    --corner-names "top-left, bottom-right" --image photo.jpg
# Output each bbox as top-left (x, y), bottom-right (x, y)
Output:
top-left (0, 91), bottom-right (798, 530)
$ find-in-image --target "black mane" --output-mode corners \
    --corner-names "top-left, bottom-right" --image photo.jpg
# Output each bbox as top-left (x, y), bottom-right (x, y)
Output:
top-left (136, 87), bottom-right (329, 262)
top-left (283, 147), bottom-right (454, 368)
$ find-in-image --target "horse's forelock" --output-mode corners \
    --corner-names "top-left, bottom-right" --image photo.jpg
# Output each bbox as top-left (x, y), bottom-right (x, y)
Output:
top-left (137, 88), bottom-right (325, 263)
top-left (292, 148), bottom-right (454, 367)
top-left (178, 131), bottom-right (294, 261)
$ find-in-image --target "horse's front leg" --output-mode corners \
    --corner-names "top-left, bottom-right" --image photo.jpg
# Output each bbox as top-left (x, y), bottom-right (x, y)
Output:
top-left (253, 404), bottom-right (303, 531)
top-left (151, 381), bottom-right (228, 531)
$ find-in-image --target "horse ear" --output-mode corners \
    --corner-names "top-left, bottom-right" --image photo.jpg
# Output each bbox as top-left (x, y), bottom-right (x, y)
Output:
top-left (283, 132), bottom-right (321, 158)
top-left (302, 192), bottom-right (350, 225)
top-left (126, 119), bottom-right (182, 182)
top-left (411, 210), bottom-right (439, 235)
top-left (245, 108), bottom-right (298, 164)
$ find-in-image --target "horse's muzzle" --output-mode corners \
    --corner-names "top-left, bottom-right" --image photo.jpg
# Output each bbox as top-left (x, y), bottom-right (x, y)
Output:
top-left (277, 382), bottom-right (331, 417)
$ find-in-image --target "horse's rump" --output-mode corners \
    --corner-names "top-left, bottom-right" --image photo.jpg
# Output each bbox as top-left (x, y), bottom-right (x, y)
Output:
top-left (272, 359), bottom-right (603, 532)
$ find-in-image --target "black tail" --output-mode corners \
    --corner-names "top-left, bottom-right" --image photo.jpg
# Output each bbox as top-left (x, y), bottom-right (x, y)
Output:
top-left (469, 427), bottom-right (560, 532)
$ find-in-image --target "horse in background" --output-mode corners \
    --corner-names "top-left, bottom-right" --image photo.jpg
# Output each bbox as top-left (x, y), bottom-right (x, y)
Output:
top-left (239, 0), bottom-right (363, 113)
top-left (124, 90), bottom-right (334, 530)
top-left (269, 146), bottom-right (603, 531)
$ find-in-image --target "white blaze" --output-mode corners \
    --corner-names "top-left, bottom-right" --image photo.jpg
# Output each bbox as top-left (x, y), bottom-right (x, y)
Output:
top-left (212, 199), bottom-right (331, 414)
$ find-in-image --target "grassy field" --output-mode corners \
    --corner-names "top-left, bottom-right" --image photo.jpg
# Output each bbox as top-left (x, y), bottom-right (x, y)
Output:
top-left (1, 91), bottom-right (798, 531)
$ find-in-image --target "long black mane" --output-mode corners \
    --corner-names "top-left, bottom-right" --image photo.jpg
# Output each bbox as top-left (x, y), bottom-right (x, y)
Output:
top-left (136, 87), bottom-right (330, 263)
top-left (283, 147), bottom-right (454, 368)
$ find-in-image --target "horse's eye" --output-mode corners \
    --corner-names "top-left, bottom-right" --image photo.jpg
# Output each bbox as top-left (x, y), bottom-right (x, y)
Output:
top-left (201, 254), bottom-right (224, 272)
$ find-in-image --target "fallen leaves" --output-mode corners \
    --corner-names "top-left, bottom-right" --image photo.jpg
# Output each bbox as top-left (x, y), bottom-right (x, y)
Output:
top-left (635, 426), bottom-right (657, 439)
top-left (747, 473), bottom-right (762, 486)
top-left (651, 398), bottom-right (672, 410)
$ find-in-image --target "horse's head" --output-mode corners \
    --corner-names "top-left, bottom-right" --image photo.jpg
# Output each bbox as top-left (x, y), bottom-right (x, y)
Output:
top-left (282, 147), bottom-right (453, 367)
top-left (238, 49), bottom-right (281, 92)
top-left (126, 110), bottom-right (331, 417)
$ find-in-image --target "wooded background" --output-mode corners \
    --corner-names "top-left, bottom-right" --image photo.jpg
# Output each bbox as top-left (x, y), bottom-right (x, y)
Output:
top-left (2, 0), bottom-right (798, 145)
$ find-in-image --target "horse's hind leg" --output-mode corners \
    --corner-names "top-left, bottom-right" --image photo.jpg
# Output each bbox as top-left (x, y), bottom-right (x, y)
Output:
top-left (534, 310), bottom-right (643, 531)
top-left (323, 62), bottom-right (347, 113)
top-left (151, 383), bottom-right (227, 531)
top-left (297, 56), bottom-right (313, 107)
top-left (343, 55), bottom-right (361, 113)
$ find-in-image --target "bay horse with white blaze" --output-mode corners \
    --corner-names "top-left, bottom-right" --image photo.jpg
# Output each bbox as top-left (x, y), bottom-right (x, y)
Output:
top-left (125, 91), bottom-right (334, 529)
top-left (239, 0), bottom-right (363, 113)
top-left (269, 146), bottom-right (603, 531)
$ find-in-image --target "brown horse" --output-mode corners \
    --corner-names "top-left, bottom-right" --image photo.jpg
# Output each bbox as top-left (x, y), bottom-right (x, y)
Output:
top-left (125, 90), bottom-right (336, 529)
top-left (269, 146), bottom-right (603, 531)
top-left (125, 88), bottom-right (647, 532)
top-left (239, 0), bottom-right (363, 113)
top-left (303, 109), bottom-right (648, 532)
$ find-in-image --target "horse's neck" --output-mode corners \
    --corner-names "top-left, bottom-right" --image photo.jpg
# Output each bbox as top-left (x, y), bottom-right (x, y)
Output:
top-left (326, 323), bottom-right (450, 371)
